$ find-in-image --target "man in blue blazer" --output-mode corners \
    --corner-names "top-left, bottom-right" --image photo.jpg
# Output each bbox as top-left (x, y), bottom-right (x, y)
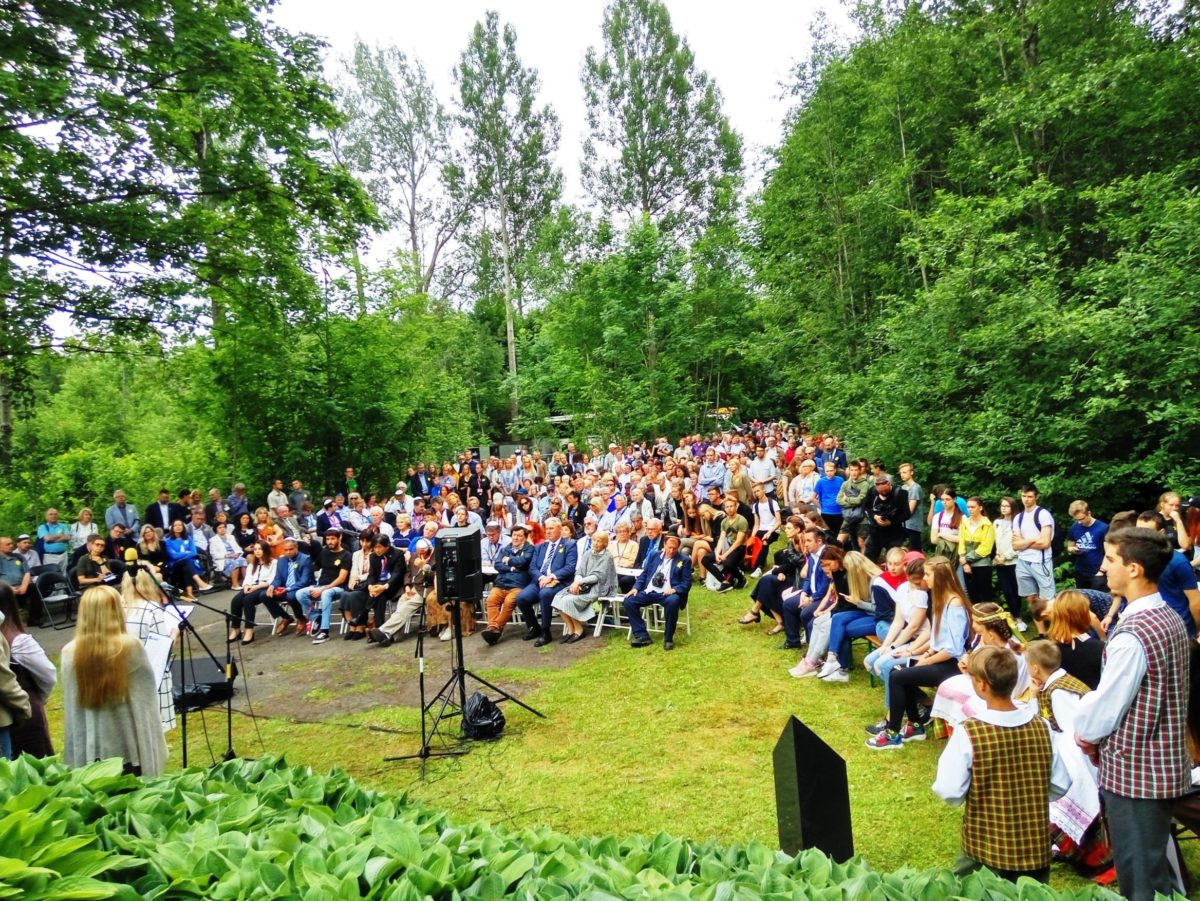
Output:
top-left (266, 538), bottom-right (315, 634)
top-left (781, 528), bottom-right (831, 650)
top-left (623, 534), bottom-right (693, 650)
top-left (515, 517), bottom-right (577, 647)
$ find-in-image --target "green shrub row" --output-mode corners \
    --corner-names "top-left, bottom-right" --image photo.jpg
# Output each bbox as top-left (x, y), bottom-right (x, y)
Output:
top-left (0, 756), bottom-right (1121, 899)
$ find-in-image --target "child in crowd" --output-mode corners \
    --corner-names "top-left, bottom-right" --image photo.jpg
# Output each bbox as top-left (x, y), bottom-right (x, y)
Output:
top-left (1026, 640), bottom-right (1114, 883)
top-left (932, 646), bottom-right (1071, 883)
top-left (929, 603), bottom-right (1028, 731)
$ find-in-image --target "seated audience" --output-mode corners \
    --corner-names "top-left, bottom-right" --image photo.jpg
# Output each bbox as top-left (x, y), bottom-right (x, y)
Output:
top-left (553, 531), bottom-right (617, 642)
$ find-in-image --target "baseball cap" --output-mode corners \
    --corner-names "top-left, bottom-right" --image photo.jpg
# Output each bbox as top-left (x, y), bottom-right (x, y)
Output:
top-left (16, 533), bottom-right (30, 541)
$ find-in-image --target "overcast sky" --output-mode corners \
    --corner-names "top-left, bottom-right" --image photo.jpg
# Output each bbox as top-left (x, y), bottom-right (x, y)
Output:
top-left (271, 0), bottom-right (852, 201)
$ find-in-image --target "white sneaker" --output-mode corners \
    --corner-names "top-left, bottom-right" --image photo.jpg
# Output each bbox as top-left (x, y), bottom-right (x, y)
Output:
top-left (789, 659), bottom-right (820, 678)
top-left (820, 667), bottom-right (849, 683)
top-left (817, 658), bottom-right (840, 679)
top-left (440, 628), bottom-right (453, 641)
top-left (749, 568), bottom-right (762, 579)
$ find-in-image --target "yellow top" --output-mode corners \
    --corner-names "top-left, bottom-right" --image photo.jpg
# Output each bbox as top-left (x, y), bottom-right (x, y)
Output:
top-left (958, 517), bottom-right (995, 559)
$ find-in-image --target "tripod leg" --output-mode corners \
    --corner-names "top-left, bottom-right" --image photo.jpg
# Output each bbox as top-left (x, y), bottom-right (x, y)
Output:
top-left (463, 669), bottom-right (546, 718)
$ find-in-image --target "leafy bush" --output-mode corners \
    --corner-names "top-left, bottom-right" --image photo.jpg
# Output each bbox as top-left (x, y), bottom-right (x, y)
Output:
top-left (0, 756), bottom-right (1123, 899)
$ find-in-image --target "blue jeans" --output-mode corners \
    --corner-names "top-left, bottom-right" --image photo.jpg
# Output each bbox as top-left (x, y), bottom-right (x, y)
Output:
top-left (0, 726), bottom-right (11, 760)
top-left (829, 612), bottom-right (888, 669)
top-left (864, 648), bottom-right (911, 709)
top-left (316, 587), bottom-right (347, 631)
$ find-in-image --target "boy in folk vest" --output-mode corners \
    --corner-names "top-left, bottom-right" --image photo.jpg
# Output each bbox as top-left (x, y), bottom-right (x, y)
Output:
top-left (1027, 640), bottom-right (1115, 884)
top-left (1075, 527), bottom-right (1190, 901)
top-left (932, 646), bottom-right (1071, 882)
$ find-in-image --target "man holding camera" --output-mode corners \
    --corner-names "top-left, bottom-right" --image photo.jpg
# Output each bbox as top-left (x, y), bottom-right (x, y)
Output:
top-left (624, 534), bottom-right (693, 651)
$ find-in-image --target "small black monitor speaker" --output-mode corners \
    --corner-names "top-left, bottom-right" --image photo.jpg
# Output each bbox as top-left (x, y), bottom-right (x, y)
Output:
top-left (773, 715), bottom-right (854, 862)
top-left (436, 524), bottom-right (483, 604)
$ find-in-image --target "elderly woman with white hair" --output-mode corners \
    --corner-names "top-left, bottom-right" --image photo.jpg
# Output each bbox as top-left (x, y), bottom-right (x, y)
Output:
top-left (552, 531), bottom-right (616, 643)
top-left (611, 521), bottom-right (640, 592)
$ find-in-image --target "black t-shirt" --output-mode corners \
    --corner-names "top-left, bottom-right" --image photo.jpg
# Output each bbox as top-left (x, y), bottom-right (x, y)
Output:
top-left (1057, 638), bottom-right (1104, 690)
top-left (318, 547), bottom-right (350, 586)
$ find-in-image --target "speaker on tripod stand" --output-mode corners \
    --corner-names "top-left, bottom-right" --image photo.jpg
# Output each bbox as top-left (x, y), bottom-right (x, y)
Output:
top-left (387, 524), bottom-right (544, 768)
top-left (436, 525), bottom-right (483, 610)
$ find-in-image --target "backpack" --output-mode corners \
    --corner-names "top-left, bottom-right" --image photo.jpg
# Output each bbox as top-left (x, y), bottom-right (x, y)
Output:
top-left (1016, 506), bottom-right (1063, 563)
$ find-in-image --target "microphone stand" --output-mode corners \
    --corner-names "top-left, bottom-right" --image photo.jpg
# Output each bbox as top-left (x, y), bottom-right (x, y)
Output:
top-left (140, 564), bottom-right (237, 766)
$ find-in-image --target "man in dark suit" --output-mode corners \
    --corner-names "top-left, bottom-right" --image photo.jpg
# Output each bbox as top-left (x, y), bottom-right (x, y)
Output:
top-left (515, 517), bottom-right (577, 647)
top-left (634, 518), bottom-right (666, 568)
top-left (362, 534), bottom-right (406, 634)
top-left (623, 534), bottom-right (693, 651)
top-left (145, 488), bottom-right (186, 532)
top-left (564, 490), bottom-right (587, 534)
top-left (266, 538), bottom-right (315, 634)
top-left (408, 463), bottom-right (433, 500)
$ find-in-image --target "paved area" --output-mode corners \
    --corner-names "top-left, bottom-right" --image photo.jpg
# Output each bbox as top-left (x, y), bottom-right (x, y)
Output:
top-left (31, 588), bottom-right (598, 720)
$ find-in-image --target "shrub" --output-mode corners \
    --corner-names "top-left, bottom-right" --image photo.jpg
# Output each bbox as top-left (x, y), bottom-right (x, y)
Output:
top-left (0, 755), bottom-right (1125, 899)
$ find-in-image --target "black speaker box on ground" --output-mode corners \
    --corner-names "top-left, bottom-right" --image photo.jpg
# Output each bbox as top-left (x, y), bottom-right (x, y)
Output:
top-left (773, 715), bottom-right (854, 862)
top-left (437, 524), bottom-right (483, 603)
top-left (171, 658), bottom-right (236, 712)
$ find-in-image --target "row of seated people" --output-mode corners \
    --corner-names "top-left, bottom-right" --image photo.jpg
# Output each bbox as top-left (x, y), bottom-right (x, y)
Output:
top-left (220, 515), bottom-right (693, 650)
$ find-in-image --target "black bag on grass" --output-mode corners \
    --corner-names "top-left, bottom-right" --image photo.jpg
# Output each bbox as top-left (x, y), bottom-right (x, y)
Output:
top-left (462, 691), bottom-right (505, 740)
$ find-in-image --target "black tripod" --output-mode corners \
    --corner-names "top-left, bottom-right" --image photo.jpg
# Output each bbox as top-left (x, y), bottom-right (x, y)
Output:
top-left (149, 568), bottom-right (239, 766)
top-left (387, 596), bottom-right (544, 767)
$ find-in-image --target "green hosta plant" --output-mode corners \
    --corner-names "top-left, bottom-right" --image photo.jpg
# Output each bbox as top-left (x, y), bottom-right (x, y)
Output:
top-left (0, 756), bottom-right (1129, 899)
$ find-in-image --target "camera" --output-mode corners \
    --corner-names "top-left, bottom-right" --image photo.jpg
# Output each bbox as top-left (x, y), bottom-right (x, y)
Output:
top-left (651, 572), bottom-right (665, 589)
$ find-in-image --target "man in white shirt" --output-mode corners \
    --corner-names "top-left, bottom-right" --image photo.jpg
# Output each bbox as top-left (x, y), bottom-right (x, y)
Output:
top-left (266, 479), bottom-right (289, 513)
top-left (747, 446), bottom-right (779, 497)
top-left (1074, 527), bottom-right (1190, 901)
top-left (1011, 483), bottom-right (1056, 603)
top-left (386, 484), bottom-right (415, 517)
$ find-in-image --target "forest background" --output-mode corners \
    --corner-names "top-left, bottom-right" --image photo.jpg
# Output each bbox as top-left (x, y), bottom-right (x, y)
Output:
top-left (2, 0), bottom-right (1198, 535)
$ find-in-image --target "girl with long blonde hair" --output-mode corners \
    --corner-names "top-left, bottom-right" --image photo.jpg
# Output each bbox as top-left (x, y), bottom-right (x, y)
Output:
top-left (62, 586), bottom-right (167, 775)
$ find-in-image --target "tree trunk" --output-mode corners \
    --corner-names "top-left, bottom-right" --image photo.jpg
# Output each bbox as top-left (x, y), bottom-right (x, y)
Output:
top-left (0, 368), bottom-right (11, 474)
top-left (496, 191), bottom-right (519, 424)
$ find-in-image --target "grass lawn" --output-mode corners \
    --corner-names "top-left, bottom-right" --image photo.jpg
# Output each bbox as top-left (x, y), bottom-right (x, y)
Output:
top-left (40, 578), bottom-right (1155, 893)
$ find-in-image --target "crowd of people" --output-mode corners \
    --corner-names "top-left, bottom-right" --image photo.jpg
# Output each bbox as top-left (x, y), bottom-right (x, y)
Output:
top-left (2, 422), bottom-right (1200, 899)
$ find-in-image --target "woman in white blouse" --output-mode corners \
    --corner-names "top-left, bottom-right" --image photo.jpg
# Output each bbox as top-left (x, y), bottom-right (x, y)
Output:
top-left (70, 507), bottom-right (99, 552)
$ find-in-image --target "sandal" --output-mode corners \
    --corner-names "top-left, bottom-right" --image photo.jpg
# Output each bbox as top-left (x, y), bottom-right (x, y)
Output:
top-left (767, 624), bottom-right (784, 636)
top-left (737, 611), bottom-right (761, 625)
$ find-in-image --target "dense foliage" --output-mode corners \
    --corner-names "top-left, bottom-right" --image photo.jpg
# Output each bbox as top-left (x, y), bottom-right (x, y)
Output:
top-left (0, 755), bottom-right (1123, 899)
top-left (2, 0), bottom-right (1198, 531)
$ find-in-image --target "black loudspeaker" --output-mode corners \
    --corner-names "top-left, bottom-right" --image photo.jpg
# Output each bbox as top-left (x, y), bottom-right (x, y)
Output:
top-left (773, 715), bottom-right (854, 862)
top-left (436, 524), bottom-right (483, 604)
top-left (171, 658), bottom-right (236, 712)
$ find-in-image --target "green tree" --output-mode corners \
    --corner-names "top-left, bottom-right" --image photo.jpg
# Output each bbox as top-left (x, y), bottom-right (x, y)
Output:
top-left (338, 42), bottom-right (469, 300)
top-left (581, 0), bottom-right (742, 237)
top-left (0, 0), bottom-right (373, 466)
top-left (454, 11), bottom-right (562, 423)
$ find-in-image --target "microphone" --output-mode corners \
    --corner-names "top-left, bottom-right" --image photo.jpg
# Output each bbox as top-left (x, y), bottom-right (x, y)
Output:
top-left (124, 547), bottom-right (139, 567)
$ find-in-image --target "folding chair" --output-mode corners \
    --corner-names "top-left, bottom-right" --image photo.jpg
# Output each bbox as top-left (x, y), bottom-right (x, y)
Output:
top-left (31, 570), bottom-right (79, 630)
